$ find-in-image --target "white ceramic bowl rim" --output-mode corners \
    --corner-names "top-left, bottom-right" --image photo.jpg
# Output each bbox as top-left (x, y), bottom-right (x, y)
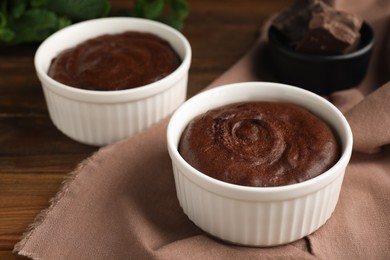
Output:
top-left (167, 82), bottom-right (353, 201)
top-left (34, 17), bottom-right (192, 104)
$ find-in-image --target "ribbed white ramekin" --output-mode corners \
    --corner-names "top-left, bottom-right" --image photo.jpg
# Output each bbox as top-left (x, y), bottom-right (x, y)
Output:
top-left (167, 82), bottom-right (353, 246)
top-left (35, 17), bottom-right (191, 146)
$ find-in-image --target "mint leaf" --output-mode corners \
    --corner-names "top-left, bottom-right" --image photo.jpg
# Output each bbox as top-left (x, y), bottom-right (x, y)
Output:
top-left (0, 11), bottom-right (7, 27)
top-left (46, 0), bottom-right (110, 21)
top-left (58, 16), bottom-right (72, 29)
top-left (7, 9), bottom-right (60, 44)
top-left (160, 0), bottom-right (189, 30)
top-left (132, 0), bottom-right (189, 30)
top-left (0, 7), bottom-right (14, 43)
top-left (133, 0), bottom-right (165, 20)
top-left (31, 0), bottom-right (52, 8)
top-left (0, 27), bottom-right (14, 42)
top-left (0, 0), bottom-right (189, 45)
top-left (10, 0), bottom-right (27, 19)
top-left (168, 0), bottom-right (189, 30)
top-left (170, 0), bottom-right (189, 20)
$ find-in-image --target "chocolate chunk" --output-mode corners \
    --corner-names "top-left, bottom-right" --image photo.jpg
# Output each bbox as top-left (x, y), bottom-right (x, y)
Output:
top-left (272, 0), bottom-right (363, 55)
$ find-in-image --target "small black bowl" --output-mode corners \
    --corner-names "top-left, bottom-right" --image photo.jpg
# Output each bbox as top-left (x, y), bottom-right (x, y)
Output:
top-left (267, 22), bottom-right (375, 95)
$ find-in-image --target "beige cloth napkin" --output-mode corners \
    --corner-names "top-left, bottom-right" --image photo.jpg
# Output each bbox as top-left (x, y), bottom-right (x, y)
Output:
top-left (15, 0), bottom-right (390, 259)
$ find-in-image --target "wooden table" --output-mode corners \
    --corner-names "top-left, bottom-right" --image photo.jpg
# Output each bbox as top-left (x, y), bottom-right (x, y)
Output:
top-left (0, 0), bottom-right (291, 258)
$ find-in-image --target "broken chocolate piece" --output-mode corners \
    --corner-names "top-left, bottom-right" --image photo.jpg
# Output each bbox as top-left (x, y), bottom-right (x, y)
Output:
top-left (272, 0), bottom-right (363, 55)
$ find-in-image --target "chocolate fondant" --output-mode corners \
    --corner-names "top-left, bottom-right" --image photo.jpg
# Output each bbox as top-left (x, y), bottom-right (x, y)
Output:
top-left (48, 31), bottom-right (181, 91)
top-left (179, 102), bottom-right (340, 187)
top-left (272, 0), bottom-right (363, 55)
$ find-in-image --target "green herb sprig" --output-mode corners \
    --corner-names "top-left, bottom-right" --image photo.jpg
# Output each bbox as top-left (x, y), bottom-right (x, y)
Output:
top-left (0, 0), bottom-right (188, 45)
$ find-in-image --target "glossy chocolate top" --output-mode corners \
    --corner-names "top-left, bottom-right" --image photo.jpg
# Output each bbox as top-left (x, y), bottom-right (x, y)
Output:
top-left (179, 102), bottom-right (340, 187)
top-left (48, 31), bottom-right (181, 91)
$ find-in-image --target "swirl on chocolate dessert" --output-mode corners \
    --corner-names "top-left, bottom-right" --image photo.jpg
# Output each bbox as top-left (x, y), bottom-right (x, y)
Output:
top-left (48, 31), bottom-right (181, 91)
top-left (179, 102), bottom-right (340, 187)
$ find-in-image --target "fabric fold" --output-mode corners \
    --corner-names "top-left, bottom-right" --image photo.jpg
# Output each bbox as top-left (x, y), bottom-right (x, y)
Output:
top-left (345, 82), bottom-right (390, 153)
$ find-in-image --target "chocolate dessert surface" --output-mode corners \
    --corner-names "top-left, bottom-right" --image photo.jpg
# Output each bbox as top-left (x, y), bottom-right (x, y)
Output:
top-left (272, 0), bottom-right (363, 55)
top-left (179, 102), bottom-right (340, 187)
top-left (48, 31), bottom-right (181, 91)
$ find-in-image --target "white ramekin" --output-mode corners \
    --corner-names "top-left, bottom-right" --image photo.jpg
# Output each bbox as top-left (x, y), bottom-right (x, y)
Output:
top-left (167, 82), bottom-right (353, 246)
top-left (35, 17), bottom-right (191, 146)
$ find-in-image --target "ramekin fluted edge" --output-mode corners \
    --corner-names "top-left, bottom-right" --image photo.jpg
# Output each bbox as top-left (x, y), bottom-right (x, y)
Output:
top-left (167, 82), bottom-right (353, 246)
top-left (35, 17), bottom-right (191, 146)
